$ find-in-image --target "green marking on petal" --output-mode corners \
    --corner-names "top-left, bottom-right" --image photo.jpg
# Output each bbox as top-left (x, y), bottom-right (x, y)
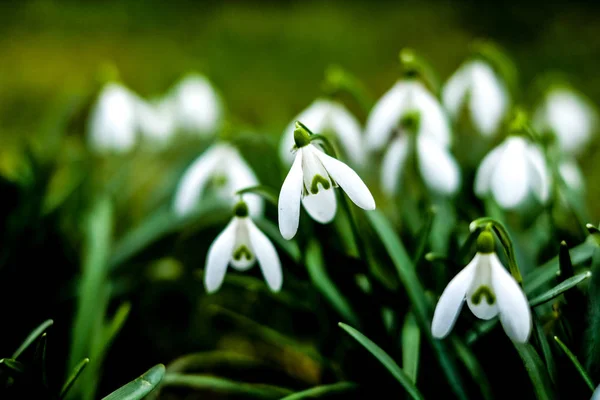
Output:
top-left (233, 245), bottom-right (253, 261)
top-left (211, 174), bottom-right (228, 187)
top-left (471, 286), bottom-right (496, 305)
top-left (310, 174), bottom-right (331, 194)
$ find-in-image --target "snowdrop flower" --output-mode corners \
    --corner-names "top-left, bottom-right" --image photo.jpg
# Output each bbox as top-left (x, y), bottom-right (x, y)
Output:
top-left (278, 122), bottom-right (375, 240)
top-left (173, 143), bottom-right (263, 217)
top-left (280, 99), bottom-right (364, 167)
top-left (171, 74), bottom-right (223, 136)
top-left (559, 159), bottom-right (585, 192)
top-left (136, 97), bottom-right (176, 146)
top-left (533, 87), bottom-right (598, 156)
top-left (442, 60), bottom-right (509, 137)
top-left (432, 230), bottom-right (531, 343)
top-left (205, 200), bottom-right (282, 293)
top-left (475, 136), bottom-right (550, 209)
top-left (88, 83), bottom-right (140, 154)
top-left (365, 79), bottom-right (451, 151)
top-left (592, 383), bottom-right (600, 400)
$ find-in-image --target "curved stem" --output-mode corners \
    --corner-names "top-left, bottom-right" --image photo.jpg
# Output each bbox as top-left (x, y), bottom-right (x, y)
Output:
top-left (235, 185), bottom-right (279, 208)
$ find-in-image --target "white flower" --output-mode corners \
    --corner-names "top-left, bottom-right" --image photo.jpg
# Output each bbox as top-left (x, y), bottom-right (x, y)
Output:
top-left (170, 74), bottom-right (223, 136)
top-left (278, 125), bottom-right (375, 240)
top-left (173, 143), bottom-right (263, 217)
top-left (591, 383), bottom-right (600, 400)
top-left (533, 87), bottom-right (598, 156)
top-left (475, 136), bottom-right (550, 209)
top-left (442, 60), bottom-right (509, 137)
top-left (205, 201), bottom-right (282, 293)
top-left (380, 132), bottom-right (460, 197)
top-left (88, 83), bottom-right (140, 154)
top-left (559, 159), bottom-right (585, 192)
top-left (431, 232), bottom-right (531, 343)
top-left (365, 79), bottom-right (451, 151)
top-left (280, 99), bottom-right (364, 167)
top-left (136, 97), bottom-right (176, 146)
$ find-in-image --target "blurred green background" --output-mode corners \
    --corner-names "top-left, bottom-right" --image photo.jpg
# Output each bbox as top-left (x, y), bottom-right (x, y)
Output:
top-left (1, 0), bottom-right (600, 398)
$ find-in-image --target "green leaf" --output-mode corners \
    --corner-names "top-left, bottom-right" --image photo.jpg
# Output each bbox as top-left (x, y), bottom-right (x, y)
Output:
top-left (338, 323), bottom-right (424, 400)
top-left (514, 343), bottom-right (555, 400)
top-left (413, 207), bottom-right (435, 266)
top-left (34, 332), bottom-right (48, 387)
top-left (160, 373), bottom-right (291, 398)
top-left (529, 272), bottom-right (591, 307)
top-left (12, 319), bottom-right (53, 359)
top-left (305, 240), bottom-right (360, 327)
top-left (366, 210), bottom-right (468, 400)
top-left (465, 319), bottom-right (498, 345)
top-left (254, 217), bottom-right (301, 262)
top-left (533, 319), bottom-right (556, 384)
top-left (401, 311), bottom-right (420, 384)
top-left (554, 336), bottom-right (595, 391)
top-left (280, 382), bottom-right (358, 399)
top-left (60, 358), bottom-right (90, 399)
top-left (451, 338), bottom-right (493, 400)
top-left (101, 364), bottom-right (166, 400)
top-left (558, 241), bottom-right (575, 281)
top-left (0, 358), bottom-right (26, 374)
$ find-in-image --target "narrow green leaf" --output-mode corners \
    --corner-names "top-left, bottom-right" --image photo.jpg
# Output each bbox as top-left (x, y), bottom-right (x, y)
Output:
top-left (529, 272), bottom-right (591, 307)
top-left (465, 319), bottom-right (498, 345)
top-left (34, 332), bottom-right (48, 387)
top-left (0, 358), bottom-right (26, 374)
top-left (101, 364), bottom-right (165, 400)
top-left (254, 218), bottom-right (300, 262)
top-left (366, 210), bottom-right (468, 400)
top-left (554, 336), bottom-right (595, 391)
top-left (413, 207), bottom-right (435, 266)
top-left (534, 319), bottom-right (556, 384)
top-left (60, 358), bottom-right (90, 399)
top-left (280, 382), bottom-right (358, 399)
top-left (306, 240), bottom-right (360, 327)
top-left (401, 311), bottom-right (420, 384)
top-left (339, 323), bottom-right (424, 400)
top-left (12, 319), bottom-right (53, 359)
top-left (160, 373), bottom-right (291, 398)
top-left (514, 343), bottom-right (555, 400)
top-left (451, 338), bottom-right (493, 400)
top-left (558, 241), bottom-right (575, 281)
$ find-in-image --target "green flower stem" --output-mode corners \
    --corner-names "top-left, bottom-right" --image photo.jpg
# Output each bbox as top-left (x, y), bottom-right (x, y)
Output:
top-left (235, 185), bottom-right (279, 208)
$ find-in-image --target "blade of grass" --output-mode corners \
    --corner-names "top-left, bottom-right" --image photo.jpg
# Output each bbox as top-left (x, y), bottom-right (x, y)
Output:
top-left (529, 272), bottom-right (591, 307)
top-left (306, 240), bottom-right (360, 327)
top-left (0, 358), bottom-right (26, 374)
top-left (280, 382), bottom-right (358, 399)
top-left (514, 343), bottom-right (555, 399)
top-left (339, 323), bottom-right (424, 400)
top-left (160, 373), bottom-right (291, 398)
top-left (366, 210), bottom-right (468, 400)
top-left (60, 358), bottom-right (90, 399)
top-left (554, 336), bottom-right (595, 391)
top-left (101, 364), bottom-right (165, 400)
top-left (401, 311), bottom-right (420, 384)
top-left (12, 319), bottom-right (53, 359)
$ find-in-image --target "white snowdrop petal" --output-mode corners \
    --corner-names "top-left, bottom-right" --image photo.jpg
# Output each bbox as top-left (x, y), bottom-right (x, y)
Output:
top-left (380, 135), bottom-right (410, 196)
top-left (172, 75), bottom-right (222, 135)
top-left (173, 145), bottom-right (223, 216)
top-left (412, 81), bottom-right (452, 148)
top-left (465, 254), bottom-right (499, 320)
top-left (247, 218), bottom-right (283, 292)
top-left (417, 135), bottom-right (460, 196)
top-left (301, 185), bottom-right (337, 224)
top-left (205, 218), bottom-right (238, 293)
top-left (229, 219), bottom-right (256, 271)
top-left (474, 143), bottom-right (505, 196)
top-left (365, 82), bottom-right (408, 150)
top-left (329, 103), bottom-right (365, 166)
top-left (442, 65), bottom-right (471, 119)
top-left (278, 150), bottom-right (304, 240)
top-left (431, 259), bottom-right (477, 338)
top-left (279, 100), bottom-right (330, 165)
top-left (469, 62), bottom-right (508, 136)
top-left (559, 159), bottom-right (585, 192)
top-left (490, 137), bottom-right (530, 209)
top-left (225, 151), bottom-right (264, 217)
top-left (316, 148), bottom-right (375, 210)
top-left (546, 90), bottom-right (595, 155)
top-left (525, 144), bottom-right (551, 204)
top-left (490, 253), bottom-right (532, 343)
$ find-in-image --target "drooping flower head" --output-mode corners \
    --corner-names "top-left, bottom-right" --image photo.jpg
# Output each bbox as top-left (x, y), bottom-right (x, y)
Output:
top-left (442, 59), bottom-right (510, 137)
top-left (431, 229), bottom-right (531, 343)
top-left (533, 84), bottom-right (598, 156)
top-left (173, 142), bottom-right (263, 217)
top-left (280, 99), bottom-right (364, 167)
top-left (205, 199), bottom-right (282, 293)
top-left (278, 122), bottom-right (375, 240)
top-left (474, 135), bottom-right (550, 209)
top-left (170, 74), bottom-right (223, 137)
top-left (88, 83), bottom-right (141, 154)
